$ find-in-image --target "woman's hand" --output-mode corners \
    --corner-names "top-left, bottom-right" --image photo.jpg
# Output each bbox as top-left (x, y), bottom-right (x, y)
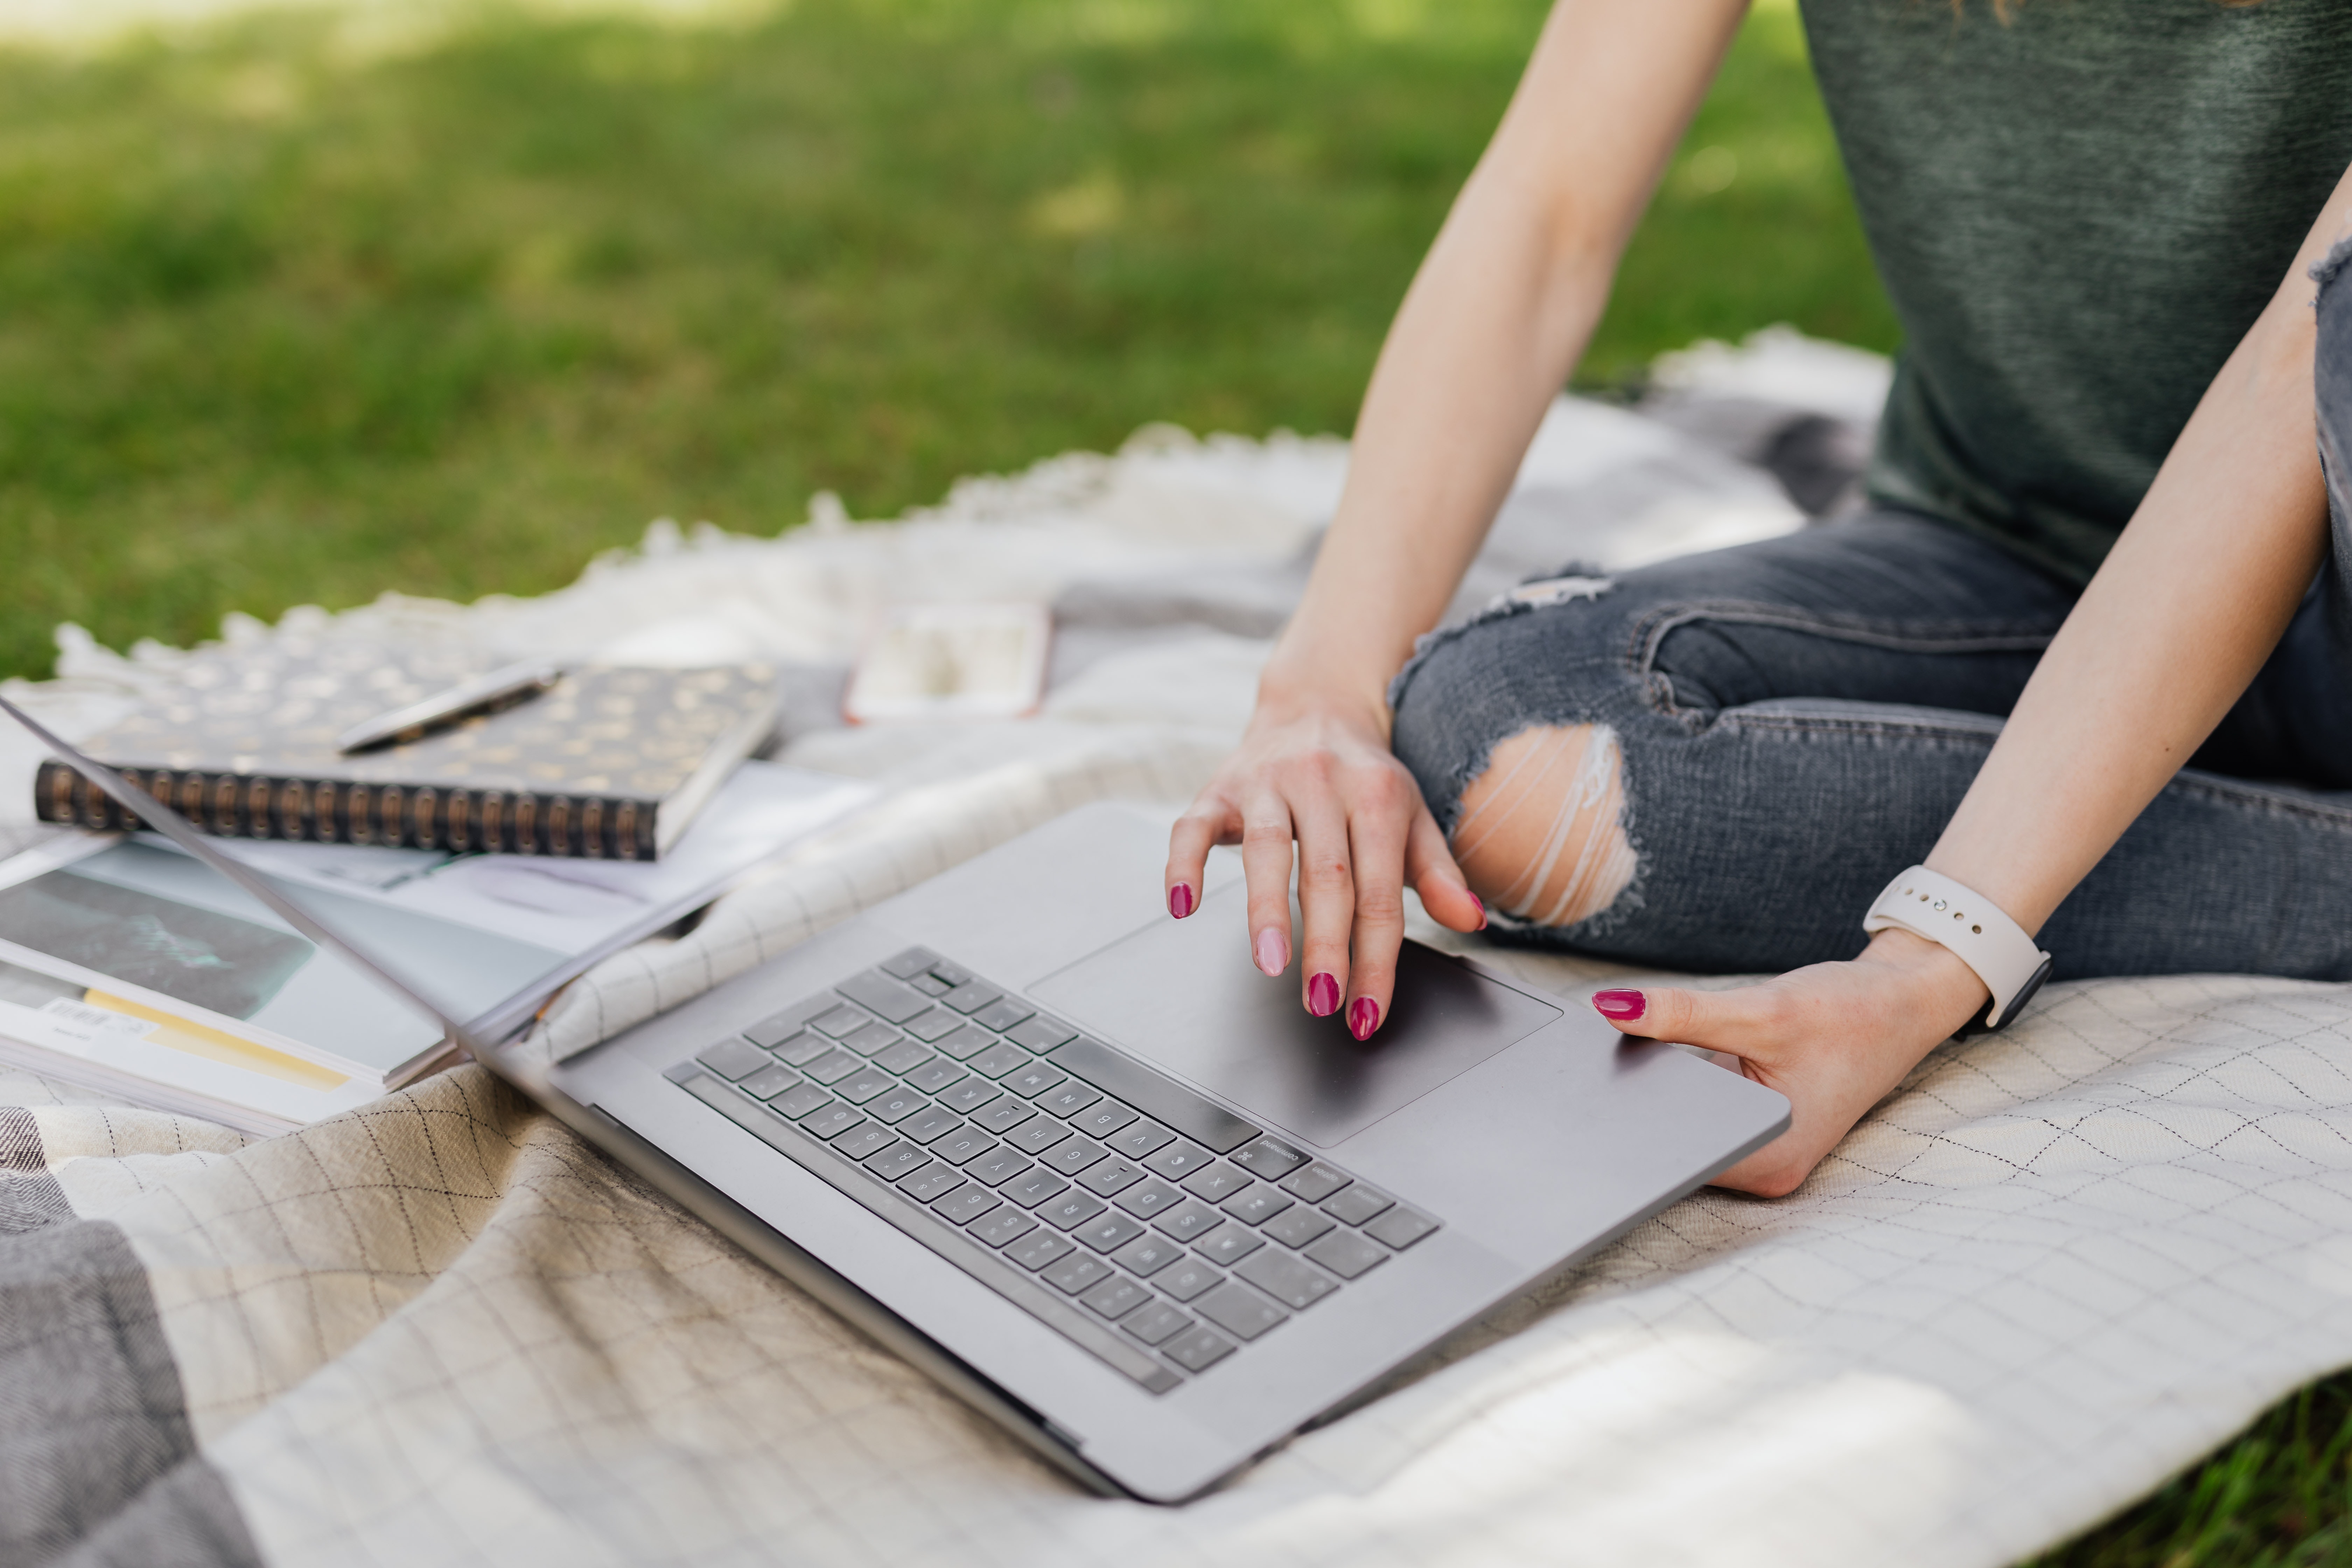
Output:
top-left (1589, 929), bottom-right (1990, 1196)
top-left (1164, 688), bottom-right (1488, 1039)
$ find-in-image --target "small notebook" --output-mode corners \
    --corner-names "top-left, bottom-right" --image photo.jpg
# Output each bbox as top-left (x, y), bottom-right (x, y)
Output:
top-left (35, 640), bottom-right (777, 860)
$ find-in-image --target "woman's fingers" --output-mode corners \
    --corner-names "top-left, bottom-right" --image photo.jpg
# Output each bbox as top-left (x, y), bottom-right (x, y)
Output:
top-left (1238, 793), bottom-right (1298, 979)
top-left (1404, 804), bottom-right (1486, 933)
top-left (1588, 983), bottom-right (1789, 1057)
top-left (1289, 784), bottom-right (1356, 1018)
top-left (1339, 778), bottom-right (1415, 1040)
top-left (1164, 796), bottom-right (1238, 919)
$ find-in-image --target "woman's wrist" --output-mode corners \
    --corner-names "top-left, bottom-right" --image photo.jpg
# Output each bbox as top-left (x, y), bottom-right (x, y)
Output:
top-left (1855, 926), bottom-right (1993, 1035)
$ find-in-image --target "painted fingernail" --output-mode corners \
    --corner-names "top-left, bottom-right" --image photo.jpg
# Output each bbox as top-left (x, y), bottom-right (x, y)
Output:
top-left (1592, 988), bottom-right (1645, 1021)
top-left (1308, 972), bottom-right (1341, 1016)
top-left (1253, 929), bottom-right (1289, 976)
top-left (1348, 996), bottom-right (1380, 1041)
top-left (1168, 883), bottom-right (1195, 919)
top-left (1470, 891), bottom-right (1488, 931)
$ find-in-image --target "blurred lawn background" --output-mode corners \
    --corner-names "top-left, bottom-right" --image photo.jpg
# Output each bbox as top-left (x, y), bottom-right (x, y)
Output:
top-left (5, 2), bottom-right (2343, 1560)
top-left (0, 0), bottom-right (1894, 681)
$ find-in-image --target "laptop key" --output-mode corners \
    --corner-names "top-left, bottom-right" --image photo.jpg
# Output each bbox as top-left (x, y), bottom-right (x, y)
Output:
top-left (1113, 1178), bottom-right (1185, 1219)
top-left (973, 1098), bottom-right (1034, 1134)
top-left (1193, 1222), bottom-right (1265, 1266)
top-left (1142, 1140), bottom-right (1214, 1181)
top-left (1006, 1230), bottom-right (1074, 1271)
top-left (1236, 1250), bottom-right (1339, 1310)
top-left (738, 1063), bottom-right (800, 1100)
top-left (1072, 1102), bottom-right (1139, 1139)
top-left (1322, 1183), bottom-right (1394, 1226)
top-left (874, 1040), bottom-right (933, 1074)
top-left (1304, 1230), bottom-right (1388, 1280)
top-left (1161, 1325), bottom-right (1237, 1372)
top-left (1040, 1192), bottom-right (1108, 1231)
top-left (933, 1129), bottom-right (999, 1166)
top-left (831, 1124), bottom-right (893, 1161)
top-left (865, 1141), bottom-right (929, 1182)
top-left (1121, 1302), bottom-right (1192, 1346)
top-left (974, 998), bottom-right (1036, 1032)
top-left (1219, 1184), bottom-right (1292, 1226)
top-left (1152, 1199), bottom-right (1225, 1242)
top-left (1037, 1083), bottom-right (1103, 1119)
top-left (969, 1042), bottom-right (1031, 1079)
top-left (774, 1083), bottom-right (835, 1120)
top-left (867, 1087), bottom-right (927, 1124)
top-left (842, 1022), bottom-right (903, 1056)
top-left (940, 980), bottom-right (1003, 1014)
top-left (1074, 1212), bottom-right (1146, 1253)
top-left (1007, 1117), bottom-right (1072, 1155)
top-left (1181, 1163), bottom-right (1251, 1203)
top-left (938, 1185), bottom-right (999, 1226)
top-left (1002, 1170), bottom-right (1071, 1209)
top-left (1042, 1137), bottom-right (1109, 1176)
top-left (904, 1059), bottom-right (965, 1094)
top-left (936, 1025), bottom-right (997, 1061)
top-left (742, 1010), bottom-right (814, 1049)
top-left (973, 1206), bottom-right (1038, 1247)
top-left (1279, 1161), bottom-right (1351, 1204)
top-left (967, 1148), bottom-right (1034, 1187)
top-left (811, 1004), bottom-right (871, 1038)
top-left (800, 1104), bottom-right (862, 1140)
top-left (901, 1162), bottom-right (964, 1202)
top-left (800, 1050), bottom-right (860, 1085)
top-left (901, 1107), bottom-right (962, 1143)
top-left (1195, 1282), bottom-right (1288, 1342)
top-left (1154, 1258), bottom-right (1223, 1303)
top-left (1112, 1233), bottom-right (1183, 1277)
top-left (1006, 1014), bottom-right (1078, 1053)
top-left (879, 947), bottom-right (941, 980)
top-left (1051, 1036), bottom-right (1260, 1154)
top-left (936, 1079), bottom-right (997, 1115)
top-left (836, 969), bottom-right (932, 1024)
top-left (1365, 1204), bottom-right (1440, 1251)
top-left (1107, 1120), bottom-right (1176, 1159)
top-left (1080, 1274), bottom-right (1150, 1321)
top-left (1078, 1158), bottom-right (1147, 1197)
top-left (1003, 1063), bottom-right (1066, 1098)
top-left (835, 1067), bottom-right (895, 1104)
top-left (1230, 1136), bottom-right (1309, 1181)
top-left (902, 1009), bottom-right (964, 1043)
top-left (1043, 1252), bottom-right (1114, 1296)
top-left (698, 1039), bottom-right (771, 1080)
top-left (910, 973), bottom-right (953, 997)
top-left (1261, 1206), bottom-right (1337, 1249)
top-left (772, 1031), bottom-right (836, 1068)
top-left (928, 960), bottom-right (973, 987)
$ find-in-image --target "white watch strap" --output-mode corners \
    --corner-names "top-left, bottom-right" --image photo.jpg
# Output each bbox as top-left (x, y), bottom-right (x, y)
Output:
top-left (1862, 866), bottom-right (2052, 1029)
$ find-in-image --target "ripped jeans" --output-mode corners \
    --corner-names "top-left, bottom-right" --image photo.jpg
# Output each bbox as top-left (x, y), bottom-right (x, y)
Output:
top-left (1388, 286), bottom-right (2352, 984)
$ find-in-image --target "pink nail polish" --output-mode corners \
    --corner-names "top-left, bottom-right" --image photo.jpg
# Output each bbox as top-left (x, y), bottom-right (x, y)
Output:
top-left (1253, 929), bottom-right (1289, 977)
top-left (1307, 972), bottom-right (1341, 1016)
top-left (1470, 891), bottom-right (1488, 931)
top-left (1348, 996), bottom-right (1380, 1040)
top-left (1592, 988), bottom-right (1645, 1021)
top-left (1168, 884), bottom-right (1195, 919)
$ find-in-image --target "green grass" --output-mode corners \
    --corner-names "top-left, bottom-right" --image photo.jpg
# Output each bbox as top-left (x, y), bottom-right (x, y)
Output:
top-left (11, 4), bottom-right (2348, 1559)
top-left (0, 0), bottom-right (1890, 681)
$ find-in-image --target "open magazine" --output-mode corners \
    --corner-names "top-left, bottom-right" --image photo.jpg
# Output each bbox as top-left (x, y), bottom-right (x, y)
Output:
top-left (0, 759), bottom-right (871, 1133)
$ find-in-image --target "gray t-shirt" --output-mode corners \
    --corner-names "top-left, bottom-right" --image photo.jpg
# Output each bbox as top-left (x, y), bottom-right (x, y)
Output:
top-left (1800, 0), bottom-right (2352, 584)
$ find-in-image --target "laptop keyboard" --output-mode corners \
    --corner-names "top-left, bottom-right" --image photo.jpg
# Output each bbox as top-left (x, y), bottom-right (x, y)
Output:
top-left (662, 946), bottom-right (1441, 1394)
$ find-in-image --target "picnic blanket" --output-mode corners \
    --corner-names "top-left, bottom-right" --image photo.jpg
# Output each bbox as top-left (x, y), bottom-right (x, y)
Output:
top-left (8, 330), bottom-right (2352, 1568)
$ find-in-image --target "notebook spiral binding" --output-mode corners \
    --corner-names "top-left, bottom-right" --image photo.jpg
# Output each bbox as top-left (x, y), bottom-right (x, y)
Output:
top-left (34, 761), bottom-right (656, 861)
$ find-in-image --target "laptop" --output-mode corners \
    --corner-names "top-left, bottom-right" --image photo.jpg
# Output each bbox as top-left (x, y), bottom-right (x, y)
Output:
top-left (6, 695), bottom-right (1790, 1503)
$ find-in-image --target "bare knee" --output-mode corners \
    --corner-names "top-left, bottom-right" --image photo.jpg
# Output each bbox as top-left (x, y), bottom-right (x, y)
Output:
top-left (1450, 723), bottom-right (1636, 928)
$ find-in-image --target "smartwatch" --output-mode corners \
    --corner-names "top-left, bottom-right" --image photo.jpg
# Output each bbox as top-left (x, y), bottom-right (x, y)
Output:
top-left (1863, 866), bottom-right (2053, 1033)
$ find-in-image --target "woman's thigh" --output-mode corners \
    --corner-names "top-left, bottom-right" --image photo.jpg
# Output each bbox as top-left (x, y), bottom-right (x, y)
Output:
top-left (1389, 512), bottom-right (2352, 979)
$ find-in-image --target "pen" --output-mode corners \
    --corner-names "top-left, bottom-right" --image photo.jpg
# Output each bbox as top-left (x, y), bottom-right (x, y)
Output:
top-left (334, 659), bottom-right (566, 755)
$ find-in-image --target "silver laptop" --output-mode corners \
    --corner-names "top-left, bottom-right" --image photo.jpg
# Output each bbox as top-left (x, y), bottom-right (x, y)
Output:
top-left (9, 698), bottom-right (1789, 1503)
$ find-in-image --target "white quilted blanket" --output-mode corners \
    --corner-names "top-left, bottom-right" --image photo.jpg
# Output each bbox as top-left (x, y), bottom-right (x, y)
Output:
top-left (5, 335), bottom-right (2347, 1568)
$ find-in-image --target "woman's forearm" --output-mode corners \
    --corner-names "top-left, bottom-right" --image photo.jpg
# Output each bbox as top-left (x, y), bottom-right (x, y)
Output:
top-left (1260, 0), bottom-right (1752, 730)
top-left (1925, 171), bottom-right (2352, 931)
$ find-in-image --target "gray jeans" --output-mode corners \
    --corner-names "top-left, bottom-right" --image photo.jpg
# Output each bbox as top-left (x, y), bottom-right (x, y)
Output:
top-left (1388, 256), bottom-right (2352, 983)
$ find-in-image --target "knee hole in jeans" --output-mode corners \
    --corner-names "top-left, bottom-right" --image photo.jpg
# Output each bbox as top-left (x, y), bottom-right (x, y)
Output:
top-left (1450, 723), bottom-right (1637, 928)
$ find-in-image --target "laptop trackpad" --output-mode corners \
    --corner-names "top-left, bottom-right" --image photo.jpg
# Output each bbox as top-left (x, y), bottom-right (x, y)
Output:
top-left (1029, 883), bottom-right (1561, 1148)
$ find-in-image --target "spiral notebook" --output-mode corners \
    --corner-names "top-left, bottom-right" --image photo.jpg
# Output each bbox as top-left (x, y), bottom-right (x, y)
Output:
top-left (33, 640), bottom-right (777, 860)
